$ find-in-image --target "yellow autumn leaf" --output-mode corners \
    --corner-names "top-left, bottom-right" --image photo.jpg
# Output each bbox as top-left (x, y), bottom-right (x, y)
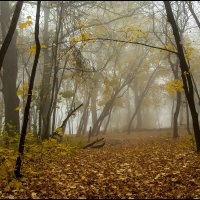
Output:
top-left (23, 82), bottom-right (28, 87)
top-left (55, 127), bottom-right (62, 133)
top-left (5, 159), bottom-right (14, 169)
top-left (41, 44), bottom-right (47, 49)
top-left (165, 79), bottom-right (183, 94)
top-left (81, 42), bottom-right (86, 47)
top-left (17, 89), bottom-right (23, 95)
top-left (15, 106), bottom-right (21, 111)
top-left (29, 47), bottom-right (36, 54)
top-left (81, 32), bottom-right (90, 40)
top-left (11, 180), bottom-right (22, 190)
top-left (126, 192), bottom-right (132, 196)
top-left (20, 22), bottom-right (27, 29)
top-left (70, 36), bottom-right (80, 43)
top-left (26, 20), bottom-right (33, 26)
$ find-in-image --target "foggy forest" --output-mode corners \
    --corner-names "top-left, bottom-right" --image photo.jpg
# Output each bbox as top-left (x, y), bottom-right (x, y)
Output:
top-left (1, 1), bottom-right (200, 199)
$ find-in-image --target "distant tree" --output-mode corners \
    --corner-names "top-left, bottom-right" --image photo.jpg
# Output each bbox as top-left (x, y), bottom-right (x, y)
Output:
top-left (0, 1), bottom-right (23, 136)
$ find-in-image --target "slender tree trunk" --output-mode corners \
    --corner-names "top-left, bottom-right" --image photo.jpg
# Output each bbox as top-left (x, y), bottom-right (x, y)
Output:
top-left (164, 1), bottom-right (200, 151)
top-left (82, 108), bottom-right (89, 135)
top-left (44, 2), bottom-right (63, 139)
top-left (0, 1), bottom-right (23, 70)
top-left (91, 82), bottom-right (98, 127)
top-left (127, 87), bottom-right (131, 123)
top-left (92, 93), bottom-right (116, 136)
top-left (173, 92), bottom-right (181, 138)
top-left (186, 99), bottom-right (192, 135)
top-left (187, 2), bottom-right (200, 29)
top-left (62, 84), bottom-right (77, 133)
top-left (171, 95), bottom-right (175, 129)
top-left (103, 109), bottom-right (112, 134)
top-left (133, 79), bottom-right (142, 130)
top-left (77, 95), bottom-right (90, 136)
top-left (39, 1), bottom-right (51, 139)
top-left (127, 67), bottom-right (157, 134)
top-left (168, 57), bottom-right (181, 138)
top-left (15, 1), bottom-right (41, 178)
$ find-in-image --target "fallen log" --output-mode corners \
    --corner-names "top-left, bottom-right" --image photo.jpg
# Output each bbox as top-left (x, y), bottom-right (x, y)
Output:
top-left (83, 137), bottom-right (105, 149)
top-left (91, 141), bottom-right (105, 148)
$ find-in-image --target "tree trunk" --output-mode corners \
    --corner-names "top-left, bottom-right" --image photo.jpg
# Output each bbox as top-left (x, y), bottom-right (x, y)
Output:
top-left (77, 95), bottom-right (90, 136)
top-left (0, 1), bottom-right (23, 70)
top-left (103, 109), bottom-right (112, 134)
top-left (91, 82), bottom-right (98, 127)
top-left (134, 79), bottom-right (142, 130)
top-left (173, 92), bottom-right (181, 138)
top-left (187, 2), bottom-right (200, 29)
top-left (186, 99), bottom-right (192, 135)
top-left (15, 1), bottom-right (41, 178)
top-left (0, 1), bottom-right (22, 136)
top-left (168, 56), bottom-right (181, 138)
top-left (44, 2), bottom-right (63, 139)
top-left (39, 1), bottom-right (52, 139)
top-left (164, 1), bottom-right (200, 151)
top-left (127, 67), bottom-right (157, 134)
top-left (171, 95), bottom-right (175, 129)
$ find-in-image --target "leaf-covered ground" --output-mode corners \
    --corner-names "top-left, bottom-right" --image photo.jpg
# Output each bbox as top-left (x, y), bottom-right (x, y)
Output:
top-left (1, 132), bottom-right (200, 199)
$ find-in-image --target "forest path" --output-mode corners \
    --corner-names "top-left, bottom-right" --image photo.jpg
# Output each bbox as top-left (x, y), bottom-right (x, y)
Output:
top-left (1, 133), bottom-right (200, 199)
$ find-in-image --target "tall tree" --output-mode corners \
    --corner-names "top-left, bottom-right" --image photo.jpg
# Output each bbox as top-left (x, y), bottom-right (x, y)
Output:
top-left (15, 1), bottom-right (41, 178)
top-left (39, 1), bottom-right (51, 139)
top-left (164, 1), bottom-right (200, 151)
top-left (0, 1), bottom-right (23, 70)
top-left (0, 1), bottom-right (23, 136)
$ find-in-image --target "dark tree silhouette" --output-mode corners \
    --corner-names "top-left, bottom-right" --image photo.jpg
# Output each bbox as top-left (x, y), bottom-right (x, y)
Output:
top-left (0, 1), bottom-right (21, 136)
top-left (15, 1), bottom-right (41, 178)
top-left (0, 1), bottom-right (23, 70)
top-left (164, 1), bottom-right (200, 151)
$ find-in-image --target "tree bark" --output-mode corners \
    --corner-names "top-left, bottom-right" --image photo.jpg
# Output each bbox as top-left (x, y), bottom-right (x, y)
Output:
top-left (186, 99), bottom-right (192, 135)
top-left (39, 1), bottom-right (51, 139)
top-left (168, 56), bottom-right (181, 138)
top-left (77, 95), bottom-right (90, 136)
top-left (0, 1), bottom-right (21, 136)
top-left (91, 82), bottom-right (98, 127)
top-left (44, 2), bottom-right (64, 139)
top-left (187, 2), bottom-right (200, 29)
top-left (0, 1), bottom-right (23, 70)
top-left (127, 67), bottom-right (157, 134)
top-left (173, 92), bottom-right (181, 138)
top-left (15, 1), bottom-right (41, 178)
top-left (164, 1), bottom-right (200, 151)
top-left (133, 79), bottom-right (142, 130)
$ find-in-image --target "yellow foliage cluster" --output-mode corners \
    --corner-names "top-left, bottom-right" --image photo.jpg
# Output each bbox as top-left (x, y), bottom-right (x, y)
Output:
top-left (126, 25), bottom-right (147, 41)
top-left (75, 20), bottom-right (85, 29)
top-left (29, 44), bottom-right (47, 54)
top-left (162, 44), bottom-right (175, 51)
top-left (165, 79), bottom-right (184, 93)
top-left (16, 82), bottom-right (29, 104)
top-left (0, 133), bottom-right (77, 191)
top-left (184, 47), bottom-right (194, 60)
top-left (70, 32), bottom-right (93, 44)
top-left (98, 78), bottom-right (119, 106)
top-left (19, 16), bottom-right (32, 29)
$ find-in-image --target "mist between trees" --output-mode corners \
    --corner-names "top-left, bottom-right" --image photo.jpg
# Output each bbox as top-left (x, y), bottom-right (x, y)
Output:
top-left (1, 1), bottom-right (200, 180)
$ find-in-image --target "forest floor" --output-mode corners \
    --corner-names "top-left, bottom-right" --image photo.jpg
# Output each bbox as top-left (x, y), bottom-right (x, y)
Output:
top-left (1, 131), bottom-right (200, 199)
